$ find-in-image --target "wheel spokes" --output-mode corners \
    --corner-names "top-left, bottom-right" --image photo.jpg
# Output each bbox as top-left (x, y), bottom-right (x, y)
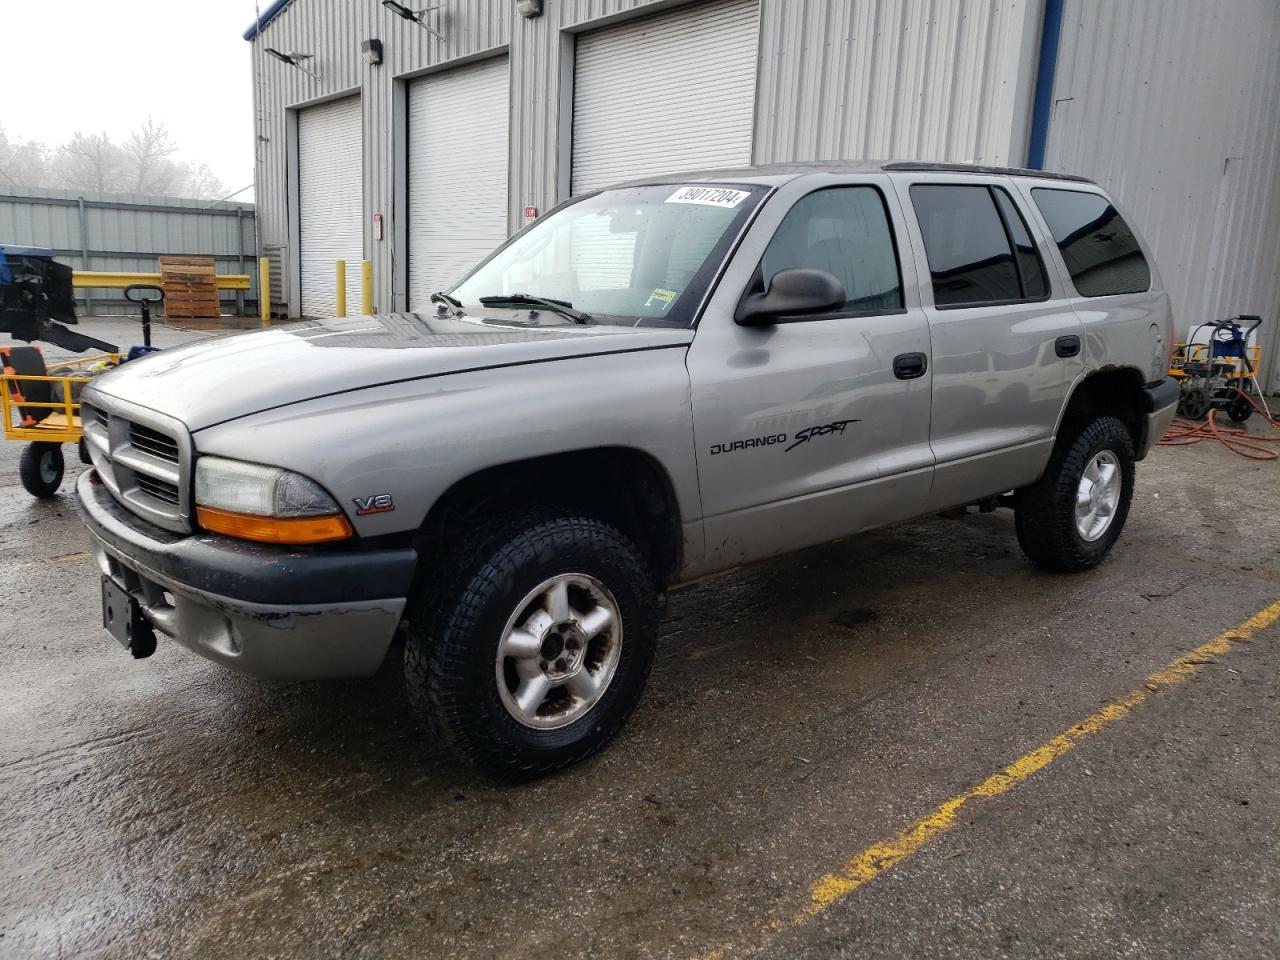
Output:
top-left (578, 605), bottom-right (614, 640)
top-left (545, 579), bottom-right (572, 622)
top-left (501, 627), bottom-right (542, 660)
top-left (514, 673), bottom-right (551, 719)
top-left (565, 669), bottom-right (602, 703)
top-left (1096, 460), bottom-right (1117, 492)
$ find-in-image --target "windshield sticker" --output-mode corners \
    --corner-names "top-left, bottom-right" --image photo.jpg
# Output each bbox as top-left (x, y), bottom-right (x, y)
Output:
top-left (644, 288), bottom-right (678, 311)
top-left (666, 186), bottom-right (751, 208)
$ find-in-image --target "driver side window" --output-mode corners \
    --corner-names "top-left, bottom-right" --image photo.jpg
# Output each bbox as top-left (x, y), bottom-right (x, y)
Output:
top-left (760, 186), bottom-right (904, 314)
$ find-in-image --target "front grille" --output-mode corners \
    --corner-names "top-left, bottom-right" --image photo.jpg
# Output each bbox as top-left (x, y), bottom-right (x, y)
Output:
top-left (81, 394), bottom-right (191, 533)
top-left (129, 423), bottom-right (180, 463)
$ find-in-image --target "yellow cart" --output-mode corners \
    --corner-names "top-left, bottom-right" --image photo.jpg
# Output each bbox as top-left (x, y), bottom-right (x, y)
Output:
top-left (2, 351), bottom-right (118, 497)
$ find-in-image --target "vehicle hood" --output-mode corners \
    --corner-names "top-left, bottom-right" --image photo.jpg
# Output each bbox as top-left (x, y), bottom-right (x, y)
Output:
top-left (88, 312), bottom-right (694, 431)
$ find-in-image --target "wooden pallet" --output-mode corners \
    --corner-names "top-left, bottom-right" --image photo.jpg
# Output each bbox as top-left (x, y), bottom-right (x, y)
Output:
top-left (158, 255), bottom-right (221, 319)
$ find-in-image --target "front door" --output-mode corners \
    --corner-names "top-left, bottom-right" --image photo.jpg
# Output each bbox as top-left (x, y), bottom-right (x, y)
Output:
top-left (686, 176), bottom-right (934, 573)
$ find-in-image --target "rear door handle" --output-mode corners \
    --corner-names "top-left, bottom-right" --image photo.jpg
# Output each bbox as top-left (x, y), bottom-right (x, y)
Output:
top-left (1055, 335), bottom-right (1081, 358)
top-left (893, 352), bottom-right (928, 380)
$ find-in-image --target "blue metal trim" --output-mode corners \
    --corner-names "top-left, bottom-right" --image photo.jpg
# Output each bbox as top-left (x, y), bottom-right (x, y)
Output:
top-left (1026, 0), bottom-right (1066, 170)
top-left (243, 0), bottom-right (293, 41)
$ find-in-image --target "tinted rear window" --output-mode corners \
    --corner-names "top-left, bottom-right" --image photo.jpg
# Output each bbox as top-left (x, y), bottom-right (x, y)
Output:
top-left (1031, 188), bottom-right (1151, 297)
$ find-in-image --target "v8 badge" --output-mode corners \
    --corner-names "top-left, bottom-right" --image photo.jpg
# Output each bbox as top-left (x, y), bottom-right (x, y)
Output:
top-left (353, 493), bottom-right (395, 516)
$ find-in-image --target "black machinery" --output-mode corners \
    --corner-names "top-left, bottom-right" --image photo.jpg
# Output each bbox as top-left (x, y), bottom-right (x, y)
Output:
top-left (0, 245), bottom-right (121, 353)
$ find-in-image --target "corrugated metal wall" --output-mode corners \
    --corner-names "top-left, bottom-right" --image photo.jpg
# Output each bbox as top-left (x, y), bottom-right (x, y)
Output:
top-left (0, 186), bottom-right (257, 312)
top-left (753, 0), bottom-right (1042, 166)
top-left (1044, 0), bottom-right (1280, 389)
top-left (249, 0), bottom-right (1039, 316)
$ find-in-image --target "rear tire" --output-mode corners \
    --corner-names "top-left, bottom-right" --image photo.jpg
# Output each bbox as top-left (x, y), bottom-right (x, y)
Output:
top-left (19, 442), bottom-right (64, 498)
top-left (1016, 416), bottom-right (1135, 572)
top-left (404, 513), bottom-right (659, 779)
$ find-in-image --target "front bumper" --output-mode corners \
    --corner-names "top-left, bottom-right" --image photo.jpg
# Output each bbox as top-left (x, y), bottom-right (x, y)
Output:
top-left (1136, 377), bottom-right (1180, 460)
top-left (75, 470), bottom-right (417, 680)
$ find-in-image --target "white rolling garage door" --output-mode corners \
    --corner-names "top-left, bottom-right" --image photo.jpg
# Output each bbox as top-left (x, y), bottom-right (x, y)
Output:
top-left (571, 0), bottom-right (759, 194)
top-left (298, 96), bottom-right (362, 317)
top-left (408, 56), bottom-right (510, 309)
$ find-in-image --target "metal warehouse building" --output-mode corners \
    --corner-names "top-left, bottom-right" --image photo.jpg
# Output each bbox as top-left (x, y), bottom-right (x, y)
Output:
top-left (245, 0), bottom-right (1280, 389)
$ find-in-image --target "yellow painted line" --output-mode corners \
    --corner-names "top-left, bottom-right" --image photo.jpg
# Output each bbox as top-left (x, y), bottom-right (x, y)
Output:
top-left (694, 599), bottom-right (1280, 960)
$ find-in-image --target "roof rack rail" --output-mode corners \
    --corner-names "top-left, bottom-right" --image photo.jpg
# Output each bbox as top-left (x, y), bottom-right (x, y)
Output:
top-left (882, 162), bottom-right (1093, 183)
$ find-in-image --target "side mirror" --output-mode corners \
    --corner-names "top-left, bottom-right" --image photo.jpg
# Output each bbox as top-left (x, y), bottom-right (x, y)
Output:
top-left (735, 268), bottom-right (847, 327)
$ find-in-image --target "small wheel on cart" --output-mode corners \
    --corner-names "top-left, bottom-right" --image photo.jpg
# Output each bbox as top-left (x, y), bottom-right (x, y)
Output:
top-left (1178, 385), bottom-right (1210, 421)
top-left (1227, 389), bottom-right (1255, 423)
top-left (19, 442), bottom-right (65, 498)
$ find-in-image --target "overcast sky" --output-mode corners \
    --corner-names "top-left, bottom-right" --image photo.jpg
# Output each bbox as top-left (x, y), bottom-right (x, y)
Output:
top-left (6, 0), bottom-right (257, 200)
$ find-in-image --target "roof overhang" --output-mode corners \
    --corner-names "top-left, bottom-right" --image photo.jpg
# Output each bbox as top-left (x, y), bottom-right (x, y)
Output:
top-left (243, 0), bottom-right (292, 41)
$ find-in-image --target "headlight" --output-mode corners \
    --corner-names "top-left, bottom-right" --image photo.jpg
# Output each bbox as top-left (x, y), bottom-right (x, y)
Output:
top-left (194, 456), bottom-right (352, 544)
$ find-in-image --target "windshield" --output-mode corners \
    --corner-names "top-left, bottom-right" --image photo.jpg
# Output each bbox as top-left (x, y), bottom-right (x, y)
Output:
top-left (451, 183), bottom-right (767, 327)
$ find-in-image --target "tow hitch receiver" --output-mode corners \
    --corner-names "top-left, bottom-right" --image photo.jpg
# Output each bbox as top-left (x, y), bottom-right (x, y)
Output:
top-left (101, 575), bottom-right (157, 659)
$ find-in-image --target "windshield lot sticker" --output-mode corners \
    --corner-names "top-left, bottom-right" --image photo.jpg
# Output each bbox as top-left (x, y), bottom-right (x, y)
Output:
top-left (666, 186), bottom-right (750, 208)
top-left (644, 288), bottom-right (677, 311)
top-left (709, 419), bottom-right (860, 456)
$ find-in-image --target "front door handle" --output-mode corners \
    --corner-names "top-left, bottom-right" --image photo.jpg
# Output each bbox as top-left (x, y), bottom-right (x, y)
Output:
top-left (893, 352), bottom-right (928, 380)
top-left (1055, 335), bottom-right (1081, 358)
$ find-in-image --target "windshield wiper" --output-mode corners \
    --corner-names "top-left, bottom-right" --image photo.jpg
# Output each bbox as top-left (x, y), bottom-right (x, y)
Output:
top-left (479, 293), bottom-right (592, 325)
top-left (430, 291), bottom-right (463, 314)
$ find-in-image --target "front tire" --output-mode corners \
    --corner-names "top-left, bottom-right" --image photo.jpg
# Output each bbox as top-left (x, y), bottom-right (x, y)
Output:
top-left (19, 442), bottom-right (65, 498)
top-left (405, 514), bottom-right (659, 779)
top-left (1015, 416), bottom-right (1135, 572)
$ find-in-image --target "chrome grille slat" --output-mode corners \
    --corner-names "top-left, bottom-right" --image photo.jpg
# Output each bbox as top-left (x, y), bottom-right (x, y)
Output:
top-left (128, 423), bottom-right (179, 463)
top-left (111, 446), bottom-right (181, 485)
top-left (135, 474), bottom-right (180, 505)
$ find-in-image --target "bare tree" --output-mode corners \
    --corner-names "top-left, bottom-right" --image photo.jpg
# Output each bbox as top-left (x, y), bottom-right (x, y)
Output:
top-left (3, 121), bottom-right (227, 199)
top-left (0, 125), bottom-right (50, 187)
top-left (181, 162), bottom-right (226, 202)
top-left (52, 132), bottom-right (123, 193)
top-left (123, 117), bottom-right (178, 195)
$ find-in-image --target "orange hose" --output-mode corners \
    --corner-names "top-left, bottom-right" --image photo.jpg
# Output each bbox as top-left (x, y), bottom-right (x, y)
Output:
top-left (1159, 388), bottom-right (1280, 461)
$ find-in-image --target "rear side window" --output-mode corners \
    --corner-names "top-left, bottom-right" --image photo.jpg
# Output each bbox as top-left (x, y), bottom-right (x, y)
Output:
top-left (760, 186), bottom-right (904, 314)
top-left (909, 184), bottom-right (1049, 307)
top-left (1031, 188), bottom-right (1151, 297)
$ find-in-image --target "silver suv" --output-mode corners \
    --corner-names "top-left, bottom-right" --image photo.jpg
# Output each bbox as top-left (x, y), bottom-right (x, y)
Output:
top-left (76, 162), bottom-right (1178, 777)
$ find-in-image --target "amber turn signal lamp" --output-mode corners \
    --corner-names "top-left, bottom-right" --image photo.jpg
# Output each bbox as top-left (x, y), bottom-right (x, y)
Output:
top-left (196, 506), bottom-right (353, 544)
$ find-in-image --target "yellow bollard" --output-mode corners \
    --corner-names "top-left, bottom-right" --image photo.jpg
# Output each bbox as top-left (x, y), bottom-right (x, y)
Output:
top-left (259, 257), bottom-right (271, 327)
top-left (361, 259), bottom-right (373, 315)
top-left (335, 260), bottom-right (347, 318)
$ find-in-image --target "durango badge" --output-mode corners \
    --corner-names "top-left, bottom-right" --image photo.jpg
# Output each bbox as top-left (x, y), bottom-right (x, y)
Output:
top-left (353, 493), bottom-right (395, 516)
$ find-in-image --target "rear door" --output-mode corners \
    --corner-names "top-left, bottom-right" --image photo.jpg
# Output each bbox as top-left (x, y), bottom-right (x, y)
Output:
top-left (686, 175), bottom-right (934, 571)
top-left (897, 176), bottom-right (1083, 509)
